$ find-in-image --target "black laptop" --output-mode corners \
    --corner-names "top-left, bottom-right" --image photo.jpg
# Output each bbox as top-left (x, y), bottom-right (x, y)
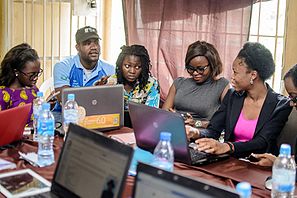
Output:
top-left (32, 123), bottom-right (134, 198)
top-left (132, 162), bottom-right (240, 198)
top-left (129, 102), bottom-right (229, 165)
top-left (62, 85), bottom-right (124, 131)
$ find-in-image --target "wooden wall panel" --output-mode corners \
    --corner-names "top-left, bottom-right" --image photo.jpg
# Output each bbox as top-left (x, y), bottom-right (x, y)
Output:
top-left (283, 0), bottom-right (297, 74)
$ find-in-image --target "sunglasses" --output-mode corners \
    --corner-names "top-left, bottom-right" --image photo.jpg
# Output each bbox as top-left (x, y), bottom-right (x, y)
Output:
top-left (186, 65), bottom-right (209, 74)
top-left (18, 68), bottom-right (43, 81)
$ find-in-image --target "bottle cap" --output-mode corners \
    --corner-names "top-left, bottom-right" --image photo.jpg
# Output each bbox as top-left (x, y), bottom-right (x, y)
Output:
top-left (236, 182), bottom-right (251, 197)
top-left (279, 144), bottom-right (291, 156)
top-left (67, 94), bottom-right (75, 100)
top-left (37, 91), bottom-right (43, 97)
top-left (160, 132), bottom-right (172, 141)
top-left (42, 103), bottom-right (50, 110)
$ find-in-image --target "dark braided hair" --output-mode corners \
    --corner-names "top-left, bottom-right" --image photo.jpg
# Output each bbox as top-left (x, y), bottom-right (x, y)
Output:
top-left (284, 64), bottom-right (297, 88)
top-left (0, 43), bottom-right (39, 86)
top-left (237, 42), bottom-right (275, 81)
top-left (116, 45), bottom-right (151, 91)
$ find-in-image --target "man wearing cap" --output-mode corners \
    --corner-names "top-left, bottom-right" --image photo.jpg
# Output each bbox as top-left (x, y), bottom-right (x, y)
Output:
top-left (53, 26), bottom-right (115, 104)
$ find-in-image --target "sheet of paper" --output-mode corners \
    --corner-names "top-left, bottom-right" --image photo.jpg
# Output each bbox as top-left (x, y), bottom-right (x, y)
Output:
top-left (0, 158), bottom-right (16, 171)
top-left (109, 132), bottom-right (136, 145)
top-left (18, 152), bottom-right (52, 167)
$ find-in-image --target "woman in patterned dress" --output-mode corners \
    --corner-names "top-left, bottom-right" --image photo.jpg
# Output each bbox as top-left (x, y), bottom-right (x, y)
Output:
top-left (0, 43), bottom-right (42, 125)
top-left (97, 45), bottom-right (160, 110)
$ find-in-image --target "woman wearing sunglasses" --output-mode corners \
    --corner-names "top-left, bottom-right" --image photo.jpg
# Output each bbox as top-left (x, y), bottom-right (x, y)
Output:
top-left (0, 43), bottom-right (42, 124)
top-left (188, 42), bottom-right (292, 158)
top-left (162, 41), bottom-right (229, 129)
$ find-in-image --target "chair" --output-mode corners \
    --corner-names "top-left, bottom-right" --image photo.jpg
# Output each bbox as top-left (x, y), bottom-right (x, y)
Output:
top-left (277, 108), bottom-right (297, 155)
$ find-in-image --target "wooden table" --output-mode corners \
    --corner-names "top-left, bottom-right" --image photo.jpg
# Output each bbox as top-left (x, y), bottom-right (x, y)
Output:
top-left (0, 127), bottom-right (293, 198)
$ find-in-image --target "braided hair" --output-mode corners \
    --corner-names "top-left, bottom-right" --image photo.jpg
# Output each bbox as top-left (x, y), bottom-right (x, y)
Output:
top-left (116, 45), bottom-right (151, 91)
top-left (0, 43), bottom-right (39, 86)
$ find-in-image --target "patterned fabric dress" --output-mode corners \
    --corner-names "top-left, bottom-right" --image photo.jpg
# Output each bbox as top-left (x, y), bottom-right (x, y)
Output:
top-left (0, 86), bottom-right (39, 125)
top-left (107, 74), bottom-right (160, 110)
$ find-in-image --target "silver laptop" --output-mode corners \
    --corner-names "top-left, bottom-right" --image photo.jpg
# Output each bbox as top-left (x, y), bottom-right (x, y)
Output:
top-left (32, 123), bottom-right (134, 198)
top-left (128, 102), bottom-right (229, 165)
top-left (62, 85), bottom-right (124, 131)
top-left (133, 162), bottom-right (240, 198)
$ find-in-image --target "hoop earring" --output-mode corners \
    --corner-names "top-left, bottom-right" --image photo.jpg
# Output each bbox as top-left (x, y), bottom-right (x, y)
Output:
top-left (250, 79), bottom-right (254, 85)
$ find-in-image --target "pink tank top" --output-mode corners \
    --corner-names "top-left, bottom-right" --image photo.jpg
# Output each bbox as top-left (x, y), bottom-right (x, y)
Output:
top-left (234, 111), bottom-right (258, 142)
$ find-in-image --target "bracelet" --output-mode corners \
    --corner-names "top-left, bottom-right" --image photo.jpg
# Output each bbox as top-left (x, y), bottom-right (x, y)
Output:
top-left (194, 120), bottom-right (203, 128)
top-left (225, 142), bottom-right (234, 153)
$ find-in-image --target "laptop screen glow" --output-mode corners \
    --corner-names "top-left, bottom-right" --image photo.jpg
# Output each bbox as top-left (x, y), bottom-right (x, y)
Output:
top-left (134, 172), bottom-right (213, 198)
top-left (54, 131), bottom-right (129, 198)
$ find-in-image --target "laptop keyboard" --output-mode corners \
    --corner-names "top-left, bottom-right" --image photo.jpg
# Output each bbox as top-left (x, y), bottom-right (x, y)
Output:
top-left (189, 148), bottom-right (211, 163)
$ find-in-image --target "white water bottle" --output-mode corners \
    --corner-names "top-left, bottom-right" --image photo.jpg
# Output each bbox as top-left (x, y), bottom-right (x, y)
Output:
top-left (33, 91), bottom-right (44, 141)
top-left (63, 94), bottom-right (79, 134)
top-left (271, 144), bottom-right (296, 198)
top-left (37, 103), bottom-right (55, 167)
top-left (151, 132), bottom-right (174, 172)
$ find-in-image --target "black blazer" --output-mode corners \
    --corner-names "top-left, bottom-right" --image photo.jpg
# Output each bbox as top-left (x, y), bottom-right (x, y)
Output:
top-left (200, 85), bottom-right (292, 157)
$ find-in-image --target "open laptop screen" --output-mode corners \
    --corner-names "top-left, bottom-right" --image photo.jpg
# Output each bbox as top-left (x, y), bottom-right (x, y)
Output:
top-left (62, 85), bottom-right (124, 131)
top-left (129, 102), bottom-right (191, 164)
top-left (133, 163), bottom-right (239, 198)
top-left (0, 103), bottom-right (31, 146)
top-left (53, 124), bottom-right (132, 198)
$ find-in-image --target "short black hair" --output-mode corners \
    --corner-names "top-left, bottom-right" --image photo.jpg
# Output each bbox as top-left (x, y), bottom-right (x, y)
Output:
top-left (185, 41), bottom-right (223, 79)
top-left (0, 43), bottom-right (39, 86)
top-left (115, 45), bottom-right (151, 91)
top-left (284, 64), bottom-right (297, 88)
top-left (237, 42), bottom-right (275, 81)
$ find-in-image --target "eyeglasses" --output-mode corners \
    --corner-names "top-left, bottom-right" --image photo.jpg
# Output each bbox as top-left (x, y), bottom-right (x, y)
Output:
top-left (186, 65), bottom-right (209, 74)
top-left (18, 68), bottom-right (43, 80)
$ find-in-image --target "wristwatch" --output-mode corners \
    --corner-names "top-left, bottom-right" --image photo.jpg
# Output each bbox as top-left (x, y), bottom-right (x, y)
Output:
top-left (194, 120), bottom-right (203, 128)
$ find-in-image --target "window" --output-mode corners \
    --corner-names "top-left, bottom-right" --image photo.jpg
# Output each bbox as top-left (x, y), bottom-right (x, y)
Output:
top-left (4, 0), bottom-right (125, 90)
top-left (4, 0), bottom-right (286, 93)
top-left (249, 0), bottom-right (287, 92)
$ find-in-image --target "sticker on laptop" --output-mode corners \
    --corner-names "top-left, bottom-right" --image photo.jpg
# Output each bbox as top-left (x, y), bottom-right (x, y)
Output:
top-left (78, 113), bottom-right (120, 129)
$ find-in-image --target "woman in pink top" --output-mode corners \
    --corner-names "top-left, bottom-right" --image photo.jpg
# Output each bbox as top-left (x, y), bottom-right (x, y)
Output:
top-left (233, 111), bottom-right (258, 142)
top-left (187, 42), bottom-right (292, 158)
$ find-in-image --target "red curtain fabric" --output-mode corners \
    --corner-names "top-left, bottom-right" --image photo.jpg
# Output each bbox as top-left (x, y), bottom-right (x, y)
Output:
top-left (123, 0), bottom-right (253, 100)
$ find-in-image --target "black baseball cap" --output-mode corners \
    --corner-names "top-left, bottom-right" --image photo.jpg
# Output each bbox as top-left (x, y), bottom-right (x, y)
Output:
top-left (75, 26), bottom-right (101, 43)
